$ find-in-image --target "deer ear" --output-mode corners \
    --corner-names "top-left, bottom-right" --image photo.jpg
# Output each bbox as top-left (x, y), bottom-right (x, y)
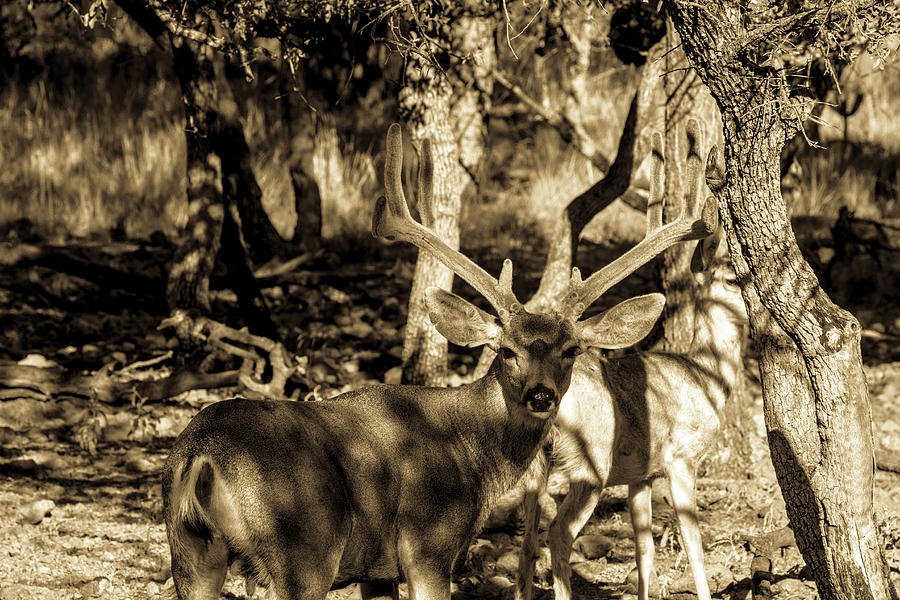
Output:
top-left (578, 293), bottom-right (665, 350)
top-left (425, 287), bottom-right (501, 348)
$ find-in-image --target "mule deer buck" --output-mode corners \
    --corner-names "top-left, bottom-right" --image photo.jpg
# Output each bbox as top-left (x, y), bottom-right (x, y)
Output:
top-left (161, 123), bottom-right (716, 600)
top-left (515, 121), bottom-right (745, 600)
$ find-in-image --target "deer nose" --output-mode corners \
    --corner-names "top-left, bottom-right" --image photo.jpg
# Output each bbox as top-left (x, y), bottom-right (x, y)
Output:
top-left (524, 384), bottom-right (557, 414)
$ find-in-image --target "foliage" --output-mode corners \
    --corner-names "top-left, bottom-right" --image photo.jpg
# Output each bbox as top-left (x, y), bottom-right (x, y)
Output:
top-left (732, 1), bottom-right (900, 121)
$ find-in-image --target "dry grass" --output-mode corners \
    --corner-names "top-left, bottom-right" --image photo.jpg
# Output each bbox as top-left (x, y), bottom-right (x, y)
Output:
top-left (1, 25), bottom-right (898, 249)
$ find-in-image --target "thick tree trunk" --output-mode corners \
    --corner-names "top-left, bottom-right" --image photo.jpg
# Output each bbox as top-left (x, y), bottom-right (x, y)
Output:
top-left (163, 20), bottom-right (278, 338)
top-left (664, 3), bottom-right (896, 598)
top-left (166, 31), bottom-right (226, 313)
top-left (397, 13), bottom-right (494, 386)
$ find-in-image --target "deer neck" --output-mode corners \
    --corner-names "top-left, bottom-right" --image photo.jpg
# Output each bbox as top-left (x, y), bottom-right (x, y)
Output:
top-left (688, 296), bottom-right (745, 409)
top-left (451, 361), bottom-right (553, 515)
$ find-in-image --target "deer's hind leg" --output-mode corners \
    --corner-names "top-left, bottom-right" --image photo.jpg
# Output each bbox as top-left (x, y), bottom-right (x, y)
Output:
top-left (627, 479), bottom-right (655, 600)
top-left (666, 458), bottom-right (711, 600)
top-left (169, 533), bottom-right (229, 600)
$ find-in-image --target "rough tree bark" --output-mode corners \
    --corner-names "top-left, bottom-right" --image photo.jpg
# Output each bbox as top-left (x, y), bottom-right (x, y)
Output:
top-left (663, 2), bottom-right (897, 598)
top-left (397, 10), bottom-right (494, 386)
top-left (656, 19), bottom-right (721, 354)
top-left (165, 26), bottom-right (226, 314)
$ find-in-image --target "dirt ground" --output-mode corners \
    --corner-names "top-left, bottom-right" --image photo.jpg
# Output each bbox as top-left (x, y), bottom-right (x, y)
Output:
top-left (1, 240), bottom-right (899, 600)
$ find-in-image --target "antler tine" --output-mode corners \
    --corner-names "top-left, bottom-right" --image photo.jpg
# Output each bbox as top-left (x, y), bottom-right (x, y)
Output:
top-left (684, 118), bottom-right (705, 217)
top-left (705, 143), bottom-right (725, 195)
top-left (372, 123), bottom-right (520, 319)
top-left (646, 132), bottom-right (664, 233)
top-left (563, 124), bottom-right (718, 318)
top-left (417, 138), bottom-right (435, 229)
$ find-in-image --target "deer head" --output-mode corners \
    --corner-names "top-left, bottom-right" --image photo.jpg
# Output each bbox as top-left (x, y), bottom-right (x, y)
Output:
top-left (373, 123), bottom-right (717, 418)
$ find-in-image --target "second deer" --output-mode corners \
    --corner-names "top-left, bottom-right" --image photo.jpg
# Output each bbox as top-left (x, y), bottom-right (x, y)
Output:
top-left (515, 121), bottom-right (747, 600)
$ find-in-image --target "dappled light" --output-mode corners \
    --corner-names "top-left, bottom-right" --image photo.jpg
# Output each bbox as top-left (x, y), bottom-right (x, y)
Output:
top-left (2, 1), bottom-right (900, 600)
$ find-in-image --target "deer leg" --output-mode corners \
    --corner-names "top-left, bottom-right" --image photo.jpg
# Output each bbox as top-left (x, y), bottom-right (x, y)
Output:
top-left (170, 534), bottom-right (229, 600)
top-left (627, 480), bottom-right (655, 600)
top-left (404, 563), bottom-right (451, 600)
top-left (667, 459), bottom-right (711, 600)
top-left (548, 480), bottom-right (602, 600)
top-left (516, 453), bottom-right (549, 600)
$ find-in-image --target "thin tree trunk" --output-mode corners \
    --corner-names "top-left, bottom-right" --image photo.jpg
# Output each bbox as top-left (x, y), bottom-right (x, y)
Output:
top-left (277, 63), bottom-right (322, 250)
top-left (664, 3), bottom-right (897, 598)
top-left (398, 13), bottom-right (493, 386)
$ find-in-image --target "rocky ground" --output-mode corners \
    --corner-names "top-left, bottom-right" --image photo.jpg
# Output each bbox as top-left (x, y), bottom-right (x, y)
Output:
top-left (1, 238), bottom-right (898, 600)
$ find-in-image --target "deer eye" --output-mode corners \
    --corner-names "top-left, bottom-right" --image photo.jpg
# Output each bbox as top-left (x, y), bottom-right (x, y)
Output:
top-left (561, 346), bottom-right (582, 360)
top-left (499, 347), bottom-right (516, 360)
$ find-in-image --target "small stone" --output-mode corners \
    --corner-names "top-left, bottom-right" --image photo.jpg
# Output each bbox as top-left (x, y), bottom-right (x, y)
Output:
top-left (124, 451), bottom-right (156, 474)
top-left (79, 577), bottom-right (110, 597)
top-left (17, 354), bottom-right (58, 368)
top-left (573, 533), bottom-right (614, 559)
top-left (572, 558), bottom-right (607, 583)
top-left (383, 366), bottom-right (403, 385)
top-left (19, 498), bottom-right (55, 525)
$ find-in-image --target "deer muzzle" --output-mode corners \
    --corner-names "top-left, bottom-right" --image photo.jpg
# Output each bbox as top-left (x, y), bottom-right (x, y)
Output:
top-left (524, 384), bottom-right (557, 415)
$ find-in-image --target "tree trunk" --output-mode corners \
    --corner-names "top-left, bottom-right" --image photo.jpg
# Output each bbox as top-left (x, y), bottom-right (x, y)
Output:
top-left (397, 13), bottom-right (493, 386)
top-left (469, 50), bottom-right (660, 381)
top-left (278, 63), bottom-right (322, 250)
top-left (162, 18), bottom-right (279, 338)
top-left (664, 3), bottom-right (897, 598)
top-left (656, 20), bottom-right (720, 354)
top-left (166, 28), bottom-right (226, 313)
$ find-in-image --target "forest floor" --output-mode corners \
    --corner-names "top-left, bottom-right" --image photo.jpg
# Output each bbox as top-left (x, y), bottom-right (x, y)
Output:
top-left (0, 233), bottom-right (899, 600)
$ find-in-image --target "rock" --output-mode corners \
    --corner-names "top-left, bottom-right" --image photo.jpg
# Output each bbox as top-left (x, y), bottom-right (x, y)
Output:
top-left (19, 498), bottom-right (55, 524)
top-left (573, 534), bottom-right (614, 559)
top-left (669, 564), bottom-right (734, 594)
top-left (17, 353), bottom-right (58, 368)
top-left (624, 566), bottom-right (659, 596)
top-left (308, 364), bottom-right (331, 383)
top-left (572, 558), bottom-right (607, 583)
top-left (383, 366), bottom-right (403, 385)
top-left (495, 548), bottom-right (520, 577)
top-left (124, 450), bottom-right (156, 474)
top-left (478, 575), bottom-right (514, 596)
top-left (81, 343), bottom-right (101, 356)
top-left (79, 577), bottom-right (110, 597)
top-left (467, 538), bottom-right (500, 573)
top-left (341, 321), bottom-right (374, 339)
top-left (772, 577), bottom-right (816, 597)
